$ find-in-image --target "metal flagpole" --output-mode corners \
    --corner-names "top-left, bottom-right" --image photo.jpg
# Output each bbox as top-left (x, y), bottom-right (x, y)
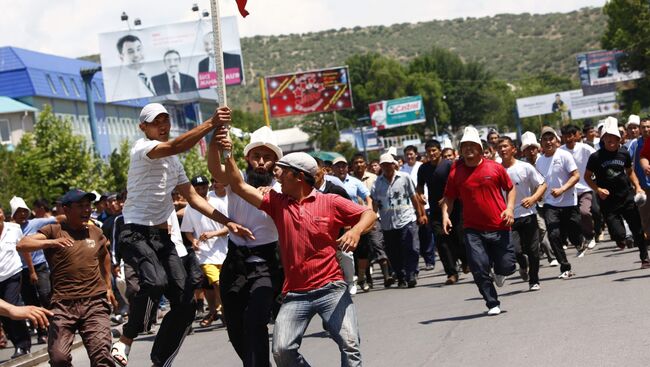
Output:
top-left (209, 0), bottom-right (231, 157)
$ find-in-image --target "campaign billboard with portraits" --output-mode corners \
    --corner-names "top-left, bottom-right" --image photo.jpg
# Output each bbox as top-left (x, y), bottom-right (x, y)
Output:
top-left (99, 17), bottom-right (244, 102)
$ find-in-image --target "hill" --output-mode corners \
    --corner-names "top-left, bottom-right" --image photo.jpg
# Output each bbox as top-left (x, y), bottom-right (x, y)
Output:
top-left (80, 7), bottom-right (606, 110)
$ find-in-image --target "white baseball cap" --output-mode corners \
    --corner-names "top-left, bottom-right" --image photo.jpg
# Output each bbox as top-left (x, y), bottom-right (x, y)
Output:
top-left (243, 126), bottom-right (283, 160)
top-left (626, 114), bottom-right (640, 128)
top-left (459, 126), bottom-right (482, 148)
top-left (10, 196), bottom-right (30, 218)
top-left (540, 126), bottom-right (560, 141)
top-left (139, 103), bottom-right (169, 123)
top-left (276, 152), bottom-right (318, 178)
top-left (520, 131), bottom-right (540, 152)
top-left (332, 156), bottom-right (348, 166)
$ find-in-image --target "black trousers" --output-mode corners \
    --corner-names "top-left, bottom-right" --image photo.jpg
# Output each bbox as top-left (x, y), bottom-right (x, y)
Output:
top-left (220, 241), bottom-right (282, 367)
top-left (0, 272), bottom-right (31, 351)
top-left (431, 218), bottom-right (466, 277)
top-left (544, 205), bottom-right (582, 273)
top-left (20, 262), bottom-right (51, 338)
top-left (511, 215), bottom-right (540, 285)
top-left (604, 200), bottom-right (649, 261)
top-left (119, 224), bottom-right (195, 367)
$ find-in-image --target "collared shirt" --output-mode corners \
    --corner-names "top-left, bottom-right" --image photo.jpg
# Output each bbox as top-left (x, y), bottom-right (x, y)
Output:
top-left (167, 72), bottom-right (182, 93)
top-left (0, 223), bottom-right (24, 282)
top-left (180, 195), bottom-right (229, 265)
top-left (20, 217), bottom-right (56, 268)
top-left (352, 171), bottom-right (377, 192)
top-left (123, 138), bottom-right (189, 226)
top-left (371, 171), bottom-right (417, 231)
top-left (259, 189), bottom-right (368, 294)
top-left (629, 137), bottom-right (650, 189)
top-left (340, 174), bottom-right (369, 205)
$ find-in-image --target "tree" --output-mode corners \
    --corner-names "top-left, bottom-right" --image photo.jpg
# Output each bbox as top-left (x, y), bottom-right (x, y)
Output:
top-left (0, 145), bottom-right (19, 209)
top-left (12, 106), bottom-right (107, 205)
top-left (103, 140), bottom-right (130, 193)
top-left (602, 0), bottom-right (650, 110)
top-left (181, 146), bottom-right (210, 180)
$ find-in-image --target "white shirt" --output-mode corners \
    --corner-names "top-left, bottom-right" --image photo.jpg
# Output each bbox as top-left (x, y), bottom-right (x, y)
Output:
top-left (167, 72), bottom-right (181, 92)
top-left (221, 186), bottom-right (279, 248)
top-left (505, 161), bottom-right (545, 218)
top-left (560, 142), bottom-right (596, 194)
top-left (168, 212), bottom-right (188, 257)
top-left (181, 195), bottom-right (229, 265)
top-left (0, 223), bottom-right (24, 282)
top-left (123, 138), bottom-right (189, 226)
top-left (536, 149), bottom-right (578, 207)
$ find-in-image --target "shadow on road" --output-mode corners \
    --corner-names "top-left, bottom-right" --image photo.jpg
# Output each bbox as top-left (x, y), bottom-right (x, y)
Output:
top-left (613, 273), bottom-right (650, 282)
top-left (419, 310), bottom-right (508, 324)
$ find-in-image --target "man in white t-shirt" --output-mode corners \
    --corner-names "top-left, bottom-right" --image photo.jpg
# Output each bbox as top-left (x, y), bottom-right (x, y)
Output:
top-left (111, 103), bottom-right (253, 367)
top-left (561, 124), bottom-right (597, 253)
top-left (536, 126), bottom-right (581, 279)
top-left (181, 175), bottom-right (229, 327)
top-left (0, 207), bottom-right (33, 358)
top-left (498, 137), bottom-right (547, 291)
top-left (208, 125), bottom-right (284, 366)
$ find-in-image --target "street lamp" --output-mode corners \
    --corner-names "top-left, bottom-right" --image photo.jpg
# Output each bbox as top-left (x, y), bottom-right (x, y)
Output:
top-left (80, 67), bottom-right (102, 154)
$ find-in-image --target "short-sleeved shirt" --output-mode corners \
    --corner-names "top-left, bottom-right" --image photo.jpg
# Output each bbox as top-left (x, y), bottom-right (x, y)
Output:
top-left (0, 223), bottom-right (24, 282)
top-left (123, 138), bottom-right (189, 226)
top-left (180, 196), bottom-right (229, 265)
top-left (560, 142), bottom-right (596, 194)
top-left (629, 137), bottom-right (650, 189)
top-left (586, 147), bottom-right (634, 212)
top-left (222, 186), bottom-right (279, 249)
top-left (371, 171), bottom-right (417, 231)
top-left (353, 171), bottom-right (377, 192)
top-left (341, 175), bottom-right (370, 204)
top-left (259, 189), bottom-right (368, 294)
top-left (505, 160), bottom-right (545, 218)
top-left (444, 159), bottom-right (513, 231)
top-left (20, 217), bottom-right (57, 268)
top-left (536, 149), bottom-right (578, 207)
top-left (417, 159), bottom-right (458, 219)
top-left (40, 223), bottom-right (108, 301)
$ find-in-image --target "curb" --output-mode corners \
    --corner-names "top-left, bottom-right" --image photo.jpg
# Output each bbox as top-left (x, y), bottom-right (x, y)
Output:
top-left (1, 338), bottom-right (84, 367)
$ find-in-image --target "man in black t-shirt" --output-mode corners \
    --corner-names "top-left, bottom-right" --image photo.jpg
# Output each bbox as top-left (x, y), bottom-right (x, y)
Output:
top-left (417, 140), bottom-right (467, 285)
top-left (585, 118), bottom-right (650, 268)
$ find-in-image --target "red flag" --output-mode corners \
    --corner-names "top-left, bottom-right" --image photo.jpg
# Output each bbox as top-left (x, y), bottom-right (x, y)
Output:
top-left (236, 0), bottom-right (249, 17)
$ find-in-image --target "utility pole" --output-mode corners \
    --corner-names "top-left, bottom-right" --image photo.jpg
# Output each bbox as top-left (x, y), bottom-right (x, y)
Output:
top-left (80, 67), bottom-right (102, 154)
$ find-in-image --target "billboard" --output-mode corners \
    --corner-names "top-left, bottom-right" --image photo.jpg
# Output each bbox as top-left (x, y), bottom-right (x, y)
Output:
top-left (264, 67), bottom-right (353, 118)
top-left (340, 127), bottom-right (383, 151)
top-left (99, 17), bottom-right (244, 102)
top-left (577, 50), bottom-right (644, 87)
top-left (369, 96), bottom-right (426, 130)
top-left (516, 89), bottom-right (620, 120)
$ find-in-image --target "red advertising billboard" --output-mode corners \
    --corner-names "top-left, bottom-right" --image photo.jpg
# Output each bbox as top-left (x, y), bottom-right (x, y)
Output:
top-left (265, 66), bottom-right (353, 118)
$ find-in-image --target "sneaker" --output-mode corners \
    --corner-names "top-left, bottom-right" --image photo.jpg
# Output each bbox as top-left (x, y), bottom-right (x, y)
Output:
top-left (616, 241), bottom-right (626, 250)
top-left (558, 271), bottom-right (574, 279)
top-left (359, 280), bottom-right (370, 292)
top-left (348, 282), bottom-right (358, 295)
top-left (423, 263), bottom-right (435, 271)
top-left (407, 279), bottom-right (417, 288)
top-left (445, 274), bottom-right (458, 285)
top-left (597, 232), bottom-right (605, 242)
top-left (586, 238), bottom-right (596, 249)
top-left (577, 250), bottom-right (586, 258)
top-left (518, 267), bottom-right (529, 282)
top-left (487, 306), bottom-right (501, 316)
top-left (493, 273), bottom-right (506, 288)
top-left (397, 280), bottom-right (407, 288)
top-left (384, 277), bottom-right (395, 288)
top-left (11, 347), bottom-right (29, 359)
top-left (641, 260), bottom-right (650, 269)
top-left (529, 283), bottom-right (541, 291)
top-left (549, 260), bottom-right (560, 267)
top-left (562, 244), bottom-right (568, 250)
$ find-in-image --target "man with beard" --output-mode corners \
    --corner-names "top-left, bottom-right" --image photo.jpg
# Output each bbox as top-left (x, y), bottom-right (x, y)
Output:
top-left (208, 126), bottom-right (283, 367)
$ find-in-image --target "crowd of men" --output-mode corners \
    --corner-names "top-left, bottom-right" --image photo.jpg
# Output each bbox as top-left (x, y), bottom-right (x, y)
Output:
top-left (0, 102), bottom-right (649, 366)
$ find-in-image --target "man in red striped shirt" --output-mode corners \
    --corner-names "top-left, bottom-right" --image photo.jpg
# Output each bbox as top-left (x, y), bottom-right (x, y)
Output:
top-left (215, 135), bottom-right (375, 367)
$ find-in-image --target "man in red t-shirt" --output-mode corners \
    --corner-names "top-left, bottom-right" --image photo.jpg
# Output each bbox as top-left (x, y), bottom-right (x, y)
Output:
top-left (441, 126), bottom-right (516, 316)
top-left (216, 134), bottom-right (375, 367)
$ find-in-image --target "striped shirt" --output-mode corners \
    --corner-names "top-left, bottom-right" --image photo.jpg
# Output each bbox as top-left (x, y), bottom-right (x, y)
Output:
top-left (123, 138), bottom-right (189, 226)
top-left (260, 189), bottom-right (368, 294)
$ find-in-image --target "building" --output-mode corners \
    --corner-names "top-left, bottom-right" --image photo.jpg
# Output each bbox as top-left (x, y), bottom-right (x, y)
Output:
top-left (0, 46), bottom-right (215, 157)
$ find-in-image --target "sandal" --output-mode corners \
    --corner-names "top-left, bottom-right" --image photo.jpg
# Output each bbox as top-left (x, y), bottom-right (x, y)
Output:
top-left (111, 341), bottom-right (130, 366)
top-left (199, 312), bottom-right (218, 327)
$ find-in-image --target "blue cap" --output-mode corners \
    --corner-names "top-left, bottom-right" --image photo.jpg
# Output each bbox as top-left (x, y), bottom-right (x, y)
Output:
top-left (61, 189), bottom-right (96, 206)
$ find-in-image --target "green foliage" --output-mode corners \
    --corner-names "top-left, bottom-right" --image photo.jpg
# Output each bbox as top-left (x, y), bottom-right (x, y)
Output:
top-left (0, 145), bottom-right (19, 210)
top-left (11, 106), bottom-right (107, 205)
top-left (103, 140), bottom-right (130, 193)
top-left (602, 0), bottom-right (650, 111)
top-left (181, 146), bottom-right (210, 180)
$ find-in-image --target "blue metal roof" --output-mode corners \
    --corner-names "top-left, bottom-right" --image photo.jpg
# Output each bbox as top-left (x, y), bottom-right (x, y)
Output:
top-left (0, 96), bottom-right (37, 113)
top-left (0, 46), bottom-right (148, 107)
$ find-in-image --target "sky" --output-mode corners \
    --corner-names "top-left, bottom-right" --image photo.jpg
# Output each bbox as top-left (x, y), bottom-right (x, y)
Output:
top-left (1, 0), bottom-right (607, 58)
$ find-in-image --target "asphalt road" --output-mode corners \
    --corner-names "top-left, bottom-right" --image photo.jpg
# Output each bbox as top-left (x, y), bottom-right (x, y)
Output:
top-left (34, 239), bottom-right (650, 366)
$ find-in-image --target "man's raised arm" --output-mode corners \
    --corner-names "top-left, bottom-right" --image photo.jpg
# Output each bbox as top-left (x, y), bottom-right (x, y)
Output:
top-left (215, 135), bottom-right (265, 209)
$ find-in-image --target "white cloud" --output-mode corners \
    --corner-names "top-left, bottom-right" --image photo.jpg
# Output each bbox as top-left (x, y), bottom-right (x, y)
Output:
top-left (0, 0), bottom-right (606, 58)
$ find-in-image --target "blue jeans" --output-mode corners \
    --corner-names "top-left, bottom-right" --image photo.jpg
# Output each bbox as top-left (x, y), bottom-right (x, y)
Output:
top-left (382, 221), bottom-right (420, 282)
top-left (464, 229), bottom-right (516, 309)
top-left (419, 211), bottom-right (436, 267)
top-left (272, 281), bottom-right (362, 367)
